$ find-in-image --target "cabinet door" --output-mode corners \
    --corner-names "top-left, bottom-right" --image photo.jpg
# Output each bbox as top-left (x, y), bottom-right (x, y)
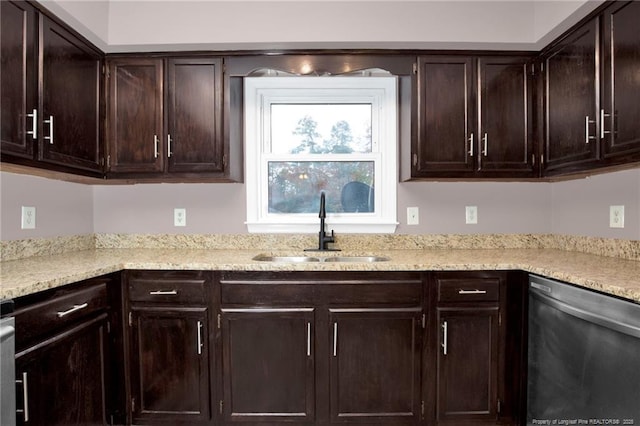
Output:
top-left (0, 0), bottom-right (37, 159)
top-left (107, 58), bottom-right (164, 173)
top-left (15, 314), bottom-right (109, 426)
top-left (414, 56), bottom-right (475, 176)
top-left (478, 57), bottom-right (534, 176)
top-left (167, 57), bottom-right (224, 173)
top-left (129, 307), bottom-right (210, 424)
top-left (543, 19), bottom-right (599, 173)
top-left (221, 308), bottom-right (315, 424)
top-left (602, 1), bottom-right (640, 160)
top-left (328, 308), bottom-right (423, 424)
top-left (436, 307), bottom-right (499, 424)
top-left (39, 16), bottom-right (102, 172)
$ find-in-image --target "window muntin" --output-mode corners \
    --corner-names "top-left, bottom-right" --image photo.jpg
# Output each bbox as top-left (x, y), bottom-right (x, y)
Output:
top-left (245, 76), bottom-right (397, 233)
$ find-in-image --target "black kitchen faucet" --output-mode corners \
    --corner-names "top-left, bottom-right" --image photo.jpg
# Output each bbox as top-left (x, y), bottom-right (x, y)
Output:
top-left (306, 192), bottom-right (340, 252)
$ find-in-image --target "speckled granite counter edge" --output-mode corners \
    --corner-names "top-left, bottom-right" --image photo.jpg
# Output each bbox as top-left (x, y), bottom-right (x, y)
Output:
top-left (2, 233), bottom-right (638, 262)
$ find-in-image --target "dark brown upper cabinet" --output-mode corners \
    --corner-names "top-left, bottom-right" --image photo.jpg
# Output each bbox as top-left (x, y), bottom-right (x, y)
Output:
top-left (542, 18), bottom-right (600, 174)
top-left (410, 55), bottom-right (534, 179)
top-left (106, 56), bottom-right (228, 179)
top-left (542, 0), bottom-right (640, 176)
top-left (1, 1), bottom-right (37, 160)
top-left (1, 1), bottom-right (103, 175)
top-left (601, 1), bottom-right (640, 161)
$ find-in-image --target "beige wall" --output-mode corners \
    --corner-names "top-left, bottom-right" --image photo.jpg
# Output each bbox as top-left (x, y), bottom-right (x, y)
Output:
top-left (2, 169), bottom-right (638, 241)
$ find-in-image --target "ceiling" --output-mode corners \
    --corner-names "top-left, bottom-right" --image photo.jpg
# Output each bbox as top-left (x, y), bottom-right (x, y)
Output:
top-left (40, 0), bottom-right (604, 53)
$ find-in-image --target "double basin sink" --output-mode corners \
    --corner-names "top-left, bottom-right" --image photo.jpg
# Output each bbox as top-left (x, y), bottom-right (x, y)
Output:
top-left (253, 254), bottom-right (390, 263)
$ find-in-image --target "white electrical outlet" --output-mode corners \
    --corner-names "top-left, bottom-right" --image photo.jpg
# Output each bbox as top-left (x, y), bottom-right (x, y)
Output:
top-left (21, 206), bottom-right (36, 229)
top-left (407, 207), bottom-right (419, 225)
top-left (174, 208), bottom-right (186, 227)
top-left (465, 206), bottom-right (478, 224)
top-left (609, 205), bottom-right (624, 228)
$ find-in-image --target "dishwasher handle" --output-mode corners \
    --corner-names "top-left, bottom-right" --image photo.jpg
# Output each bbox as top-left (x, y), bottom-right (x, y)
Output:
top-left (530, 286), bottom-right (640, 339)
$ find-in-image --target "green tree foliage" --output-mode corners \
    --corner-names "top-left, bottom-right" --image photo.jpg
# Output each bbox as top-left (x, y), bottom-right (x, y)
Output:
top-left (291, 115), bottom-right (321, 154)
top-left (268, 115), bottom-right (373, 213)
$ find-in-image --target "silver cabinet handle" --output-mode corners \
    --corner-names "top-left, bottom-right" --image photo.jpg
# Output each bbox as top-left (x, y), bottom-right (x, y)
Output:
top-left (333, 322), bottom-right (338, 357)
top-left (482, 133), bottom-right (488, 156)
top-left (27, 109), bottom-right (37, 139)
top-left (458, 289), bottom-right (488, 295)
top-left (441, 321), bottom-right (448, 355)
top-left (16, 372), bottom-right (29, 421)
top-left (197, 321), bottom-right (203, 355)
top-left (149, 290), bottom-right (177, 295)
top-left (44, 115), bottom-right (54, 144)
top-left (167, 134), bottom-right (173, 158)
top-left (468, 133), bottom-right (474, 156)
top-left (154, 135), bottom-right (159, 158)
top-left (600, 109), bottom-right (611, 139)
top-left (307, 322), bottom-right (311, 357)
top-left (585, 116), bottom-right (596, 144)
top-left (57, 302), bottom-right (88, 318)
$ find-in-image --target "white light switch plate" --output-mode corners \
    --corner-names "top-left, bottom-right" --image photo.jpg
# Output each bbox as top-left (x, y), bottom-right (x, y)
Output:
top-left (21, 206), bottom-right (36, 229)
top-left (609, 205), bottom-right (624, 228)
top-left (174, 208), bottom-right (186, 227)
top-left (465, 206), bottom-right (478, 224)
top-left (407, 207), bottom-right (419, 225)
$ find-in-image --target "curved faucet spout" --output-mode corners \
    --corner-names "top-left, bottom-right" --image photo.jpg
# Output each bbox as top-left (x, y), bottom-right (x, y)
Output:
top-left (319, 191), bottom-right (326, 219)
top-left (305, 192), bottom-right (340, 252)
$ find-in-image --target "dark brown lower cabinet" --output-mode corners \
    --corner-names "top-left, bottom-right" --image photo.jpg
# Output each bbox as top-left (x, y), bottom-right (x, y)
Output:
top-left (221, 308), bottom-right (315, 423)
top-left (129, 307), bottom-right (211, 424)
top-left (436, 307), bottom-right (499, 423)
top-left (218, 271), bottom-right (426, 426)
top-left (329, 309), bottom-right (423, 424)
top-left (430, 271), bottom-right (527, 426)
top-left (15, 314), bottom-right (110, 426)
top-left (125, 270), bottom-right (213, 425)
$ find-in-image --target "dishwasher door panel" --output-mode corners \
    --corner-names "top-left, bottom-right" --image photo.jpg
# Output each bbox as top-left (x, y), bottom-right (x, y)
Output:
top-left (527, 276), bottom-right (640, 425)
top-left (1, 317), bottom-right (16, 426)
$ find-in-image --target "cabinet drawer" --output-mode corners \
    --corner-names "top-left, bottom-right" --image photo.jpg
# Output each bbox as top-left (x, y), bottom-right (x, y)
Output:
top-left (14, 281), bottom-right (109, 346)
top-left (437, 278), bottom-right (500, 303)
top-left (129, 276), bottom-right (206, 304)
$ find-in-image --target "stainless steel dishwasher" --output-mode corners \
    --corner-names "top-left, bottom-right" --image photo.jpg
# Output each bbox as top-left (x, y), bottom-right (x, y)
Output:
top-left (527, 274), bottom-right (640, 425)
top-left (1, 299), bottom-right (16, 426)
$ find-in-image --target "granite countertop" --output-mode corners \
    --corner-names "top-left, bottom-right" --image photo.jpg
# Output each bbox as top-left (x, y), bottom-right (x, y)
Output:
top-left (1, 247), bottom-right (640, 303)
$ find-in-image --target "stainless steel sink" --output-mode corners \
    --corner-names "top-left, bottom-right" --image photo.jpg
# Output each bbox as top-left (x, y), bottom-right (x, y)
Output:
top-left (252, 254), bottom-right (390, 263)
top-left (252, 255), bottom-right (321, 263)
top-left (322, 256), bottom-right (390, 263)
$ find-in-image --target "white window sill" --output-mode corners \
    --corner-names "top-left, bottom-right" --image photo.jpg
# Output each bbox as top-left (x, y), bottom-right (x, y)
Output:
top-left (245, 222), bottom-right (398, 234)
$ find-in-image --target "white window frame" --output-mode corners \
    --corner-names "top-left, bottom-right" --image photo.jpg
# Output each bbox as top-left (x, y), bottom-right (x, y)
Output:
top-left (244, 76), bottom-right (398, 234)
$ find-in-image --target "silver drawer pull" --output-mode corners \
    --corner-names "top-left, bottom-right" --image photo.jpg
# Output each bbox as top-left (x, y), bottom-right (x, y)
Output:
top-left (307, 322), bottom-right (311, 357)
top-left (44, 115), bottom-right (54, 144)
top-left (16, 372), bottom-right (29, 421)
top-left (27, 109), bottom-right (37, 139)
top-left (458, 289), bottom-right (487, 295)
top-left (149, 290), bottom-right (178, 295)
top-left (197, 321), bottom-right (203, 355)
top-left (333, 322), bottom-right (338, 357)
top-left (154, 135), bottom-right (159, 159)
top-left (57, 303), bottom-right (88, 318)
top-left (441, 321), bottom-right (448, 355)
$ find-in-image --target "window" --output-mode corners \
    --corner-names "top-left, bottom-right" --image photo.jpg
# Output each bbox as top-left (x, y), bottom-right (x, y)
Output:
top-left (245, 76), bottom-right (398, 233)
